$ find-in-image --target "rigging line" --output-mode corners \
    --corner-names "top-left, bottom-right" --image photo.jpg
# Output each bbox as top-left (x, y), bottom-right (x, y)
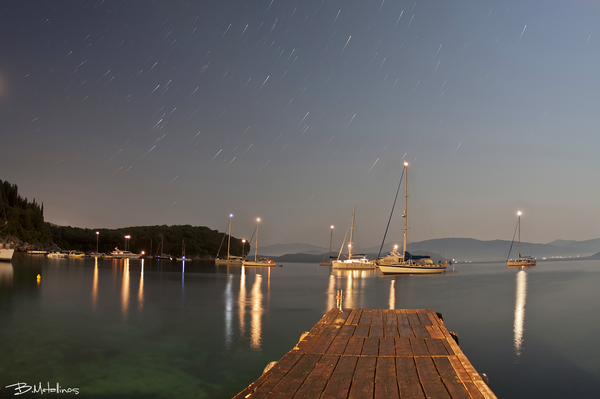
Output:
top-left (506, 219), bottom-right (519, 261)
top-left (377, 168), bottom-right (405, 258)
top-left (337, 217), bottom-right (352, 260)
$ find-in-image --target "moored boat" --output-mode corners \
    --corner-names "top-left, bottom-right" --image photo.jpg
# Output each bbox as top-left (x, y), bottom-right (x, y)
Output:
top-left (111, 248), bottom-right (142, 259)
top-left (332, 207), bottom-right (376, 270)
top-left (215, 214), bottom-right (244, 265)
top-left (0, 244), bottom-right (14, 262)
top-left (507, 211), bottom-right (536, 267)
top-left (375, 162), bottom-right (447, 274)
top-left (242, 217), bottom-right (280, 267)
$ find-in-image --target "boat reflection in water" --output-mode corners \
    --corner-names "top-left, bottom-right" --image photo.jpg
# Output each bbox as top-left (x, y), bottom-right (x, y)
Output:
top-left (0, 262), bottom-right (14, 287)
top-left (121, 259), bottom-right (130, 320)
top-left (389, 279), bottom-right (396, 310)
top-left (233, 265), bottom-right (270, 350)
top-left (327, 269), bottom-right (380, 310)
top-left (514, 269), bottom-right (527, 359)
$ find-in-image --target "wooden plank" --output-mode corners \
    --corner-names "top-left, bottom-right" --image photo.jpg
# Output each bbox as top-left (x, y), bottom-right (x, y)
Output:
top-left (425, 325), bottom-right (445, 339)
top-left (332, 310), bottom-right (351, 325)
top-left (385, 324), bottom-right (399, 339)
top-left (448, 356), bottom-right (485, 399)
top-left (412, 325), bottom-right (431, 338)
top-left (384, 309), bottom-right (398, 326)
top-left (310, 334), bottom-right (336, 354)
top-left (294, 355), bottom-right (340, 399)
top-left (426, 338), bottom-right (451, 357)
top-left (409, 338), bottom-right (430, 357)
top-left (338, 324), bottom-right (356, 338)
top-left (397, 312), bottom-right (410, 326)
top-left (433, 357), bottom-right (472, 399)
top-left (398, 325), bottom-right (416, 338)
top-left (362, 337), bottom-right (380, 356)
top-left (323, 324), bottom-right (342, 337)
top-left (294, 334), bottom-right (319, 353)
top-left (354, 324), bottom-right (370, 338)
top-left (345, 309), bottom-right (361, 325)
top-left (408, 313), bottom-right (421, 326)
top-left (396, 357), bottom-right (426, 399)
top-left (349, 356), bottom-right (376, 399)
top-left (395, 338), bottom-right (413, 357)
top-left (344, 337), bottom-right (364, 356)
top-left (233, 351), bottom-right (304, 399)
top-left (414, 356), bottom-right (451, 399)
top-left (369, 324), bottom-right (384, 338)
top-left (359, 309), bottom-right (373, 325)
top-left (322, 355), bottom-right (359, 399)
top-left (374, 356), bottom-right (400, 399)
top-left (266, 353), bottom-right (321, 399)
top-left (417, 312), bottom-right (434, 326)
top-left (326, 336), bottom-right (349, 355)
top-left (372, 309), bottom-right (383, 325)
top-left (379, 338), bottom-right (396, 357)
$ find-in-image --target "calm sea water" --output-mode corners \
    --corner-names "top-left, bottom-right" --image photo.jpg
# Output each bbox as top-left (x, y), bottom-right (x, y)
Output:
top-left (1, 255), bottom-right (599, 398)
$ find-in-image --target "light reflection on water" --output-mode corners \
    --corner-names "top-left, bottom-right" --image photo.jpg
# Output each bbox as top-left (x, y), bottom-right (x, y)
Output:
top-left (1, 257), bottom-right (599, 399)
top-left (514, 269), bottom-right (527, 358)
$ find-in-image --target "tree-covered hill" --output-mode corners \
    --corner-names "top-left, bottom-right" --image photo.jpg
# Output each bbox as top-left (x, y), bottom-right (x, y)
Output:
top-left (1, 180), bottom-right (246, 258)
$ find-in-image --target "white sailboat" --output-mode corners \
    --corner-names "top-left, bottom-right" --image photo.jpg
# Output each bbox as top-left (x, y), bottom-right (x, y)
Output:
top-left (242, 218), bottom-right (279, 267)
top-left (332, 207), bottom-right (375, 269)
top-left (0, 243), bottom-right (14, 262)
top-left (376, 162), bottom-right (447, 274)
top-left (215, 214), bottom-right (244, 265)
top-left (507, 211), bottom-right (536, 267)
top-left (176, 239), bottom-right (189, 261)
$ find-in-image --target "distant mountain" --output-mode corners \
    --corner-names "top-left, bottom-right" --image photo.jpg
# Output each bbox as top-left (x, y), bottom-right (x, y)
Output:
top-left (263, 237), bottom-right (600, 263)
top-left (251, 243), bottom-right (328, 257)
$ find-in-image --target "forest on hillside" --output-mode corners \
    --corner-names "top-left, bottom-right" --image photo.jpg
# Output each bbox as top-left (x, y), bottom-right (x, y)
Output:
top-left (1, 180), bottom-right (247, 258)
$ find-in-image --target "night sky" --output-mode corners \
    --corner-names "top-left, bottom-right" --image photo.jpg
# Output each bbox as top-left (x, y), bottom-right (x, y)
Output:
top-left (1, 0), bottom-right (599, 249)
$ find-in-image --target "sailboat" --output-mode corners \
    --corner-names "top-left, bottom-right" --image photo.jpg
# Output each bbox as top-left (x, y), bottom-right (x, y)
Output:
top-left (332, 207), bottom-right (375, 269)
top-left (176, 239), bottom-right (189, 261)
top-left (375, 162), bottom-right (447, 274)
top-left (242, 218), bottom-right (279, 267)
top-left (155, 234), bottom-right (173, 261)
top-left (319, 225), bottom-right (335, 266)
top-left (507, 211), bottom-right (536, 266)
top-left (215, 214), bottom-right (244, 265)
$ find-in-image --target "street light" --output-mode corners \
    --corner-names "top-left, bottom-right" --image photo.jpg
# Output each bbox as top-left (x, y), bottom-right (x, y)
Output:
top-left (96, 231), bottom-right (99, 253)
top-left (125, 235), bottom-right (131, 251)
top-left (242, 239), bottom-right (246, 257)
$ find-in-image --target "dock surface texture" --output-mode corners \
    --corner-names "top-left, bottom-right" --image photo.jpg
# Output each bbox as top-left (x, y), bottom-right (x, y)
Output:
top-left (234, 308), bottom-right (496, 399)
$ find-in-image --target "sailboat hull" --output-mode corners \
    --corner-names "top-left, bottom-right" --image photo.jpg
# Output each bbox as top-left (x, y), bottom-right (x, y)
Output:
top-left (215, 258), bottom-right (243, 265)
top-left (378, 263), bottom-right (446, 274)
top-left (332, 260), bottom-right (376, 269)
top-left (507, 259), bottom-right (536, 267)
top-left (0, 248), bottom-right (14, 261)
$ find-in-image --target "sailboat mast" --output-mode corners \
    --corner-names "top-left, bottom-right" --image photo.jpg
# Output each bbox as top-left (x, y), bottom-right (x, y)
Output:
top-left (255, 218), bottom-right (260, 262)
top-left (349, 206), bottom-right (355, 259)
top-left (227, 214), bottom-right (232, 260)
top-left (403, 162), bottom-right (408, 261)
top-left (517, 211), bottom-right (521, 259)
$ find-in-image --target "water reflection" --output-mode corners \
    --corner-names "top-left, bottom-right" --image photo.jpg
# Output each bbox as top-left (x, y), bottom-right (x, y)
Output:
top-left (389, 279), bottom-right (395, 309)
top-left (326, 269), bottom-right (380, 310)
top-left (238, 267), bottom-right (247, 335)
top-left (224, 273), bottom-right (233, 349)
top-left (234, 266), bottom-right (268, 350)
top-left (121, 259), bottom-right (130, 320)
top-left (92, 258), bottom-right (98, 311)
top-left (250, 274), bottom-right (263, 349)
top-left (138, 260), bottom-right (144, 312)
top-left (0, 262), bottom-right (13, 287)
top-left (514, 269), bottom-right (527, 358)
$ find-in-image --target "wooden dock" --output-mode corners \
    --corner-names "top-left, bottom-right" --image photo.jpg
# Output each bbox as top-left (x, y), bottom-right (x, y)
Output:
top-left (234, 308), bottom-right (496, 399)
